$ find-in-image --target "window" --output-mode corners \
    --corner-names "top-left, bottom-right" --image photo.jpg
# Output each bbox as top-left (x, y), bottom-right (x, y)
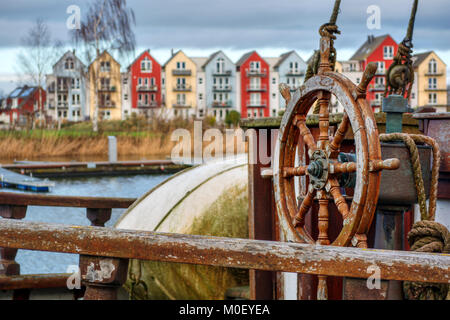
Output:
top-left (123, 78), bottom-right (128, 85)
top-left (199, 93), bottom-right (203, 100)
top-left (65, 58), bottom-right (74, 70)
top-left (411, 93), bottom-right (415, 99)
top-left (100, 61), bottom-right (111, 72)
top-left (176, 62), bottom-right (186, 70)
top-left (141, 57), bottom-right (152, 72)
top-left (428, 59), bottom-right (437, 74)
top-left (199, 78), bottom-right (203, 84)
top-left (249, 61), bottom-right (260, 71)
top-left (383, 46), bottom-right (394, 59)
top-left (216, 58), bottom-right (225, 74)
top-left (429, 93), bottom-right (437, 104)
top-left (376, 61), bottom-right (385, 74)
top-left (272, 78), bottom-right (276, 84)
top-left (356, 78), bottom-right (361, 84)
top-left (124, 94), bottom-right (128, 100)
top-left (428, 78), bottom-right (437, 89)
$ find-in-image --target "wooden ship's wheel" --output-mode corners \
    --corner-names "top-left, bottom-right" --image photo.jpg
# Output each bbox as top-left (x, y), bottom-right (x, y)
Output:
top-left (272, 4), bottom-right (400, 299)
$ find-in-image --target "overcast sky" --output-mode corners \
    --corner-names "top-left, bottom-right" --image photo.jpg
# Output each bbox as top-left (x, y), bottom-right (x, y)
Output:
top-left (0, 0), bottom-right (449, 93)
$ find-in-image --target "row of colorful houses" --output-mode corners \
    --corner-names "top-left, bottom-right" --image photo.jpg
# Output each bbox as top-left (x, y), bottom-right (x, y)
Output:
top-left (0, 34), bottom-right (448, 125)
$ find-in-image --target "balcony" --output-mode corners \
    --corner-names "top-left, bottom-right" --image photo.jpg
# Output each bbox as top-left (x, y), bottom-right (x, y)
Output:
top-left (246, 84), bottom-right (267, 92)
top-left (99, 86), bottom-right (116, 92)
top-left (212, 70), bottom-right (232, 76)
top-left (172, 69), bottom-right (192, 76)
top-left (425, 86), bottom-right (447, 92)
top-left (138, 101), bottom-right (158, 108)
top-left (369, 84), bottom-right (385, 92)
top-left (212, 100), bottom-right (232, 108)
top-left (173, 84), bottom-right (192, 92)
top-left (57, 102), bottom-right (68, 109)
top-left (213, 85), bottom-right (232, 92)
top-left (246, 100), bottom-right (267, 108)
top-left (370, 100), bottom-right (382, 107)
top-left (425, 70), bottom-right (444, 76)
top-left (137, 85), bottom-right (158, 92)
top-left (172, 103), bottom-right (191, 108)
top-left (99, 100), bottom-right (116, 108)
top-left (285, 69), bottom-right (305, 76)
top-left (246, 68), bottom-right (267, 77)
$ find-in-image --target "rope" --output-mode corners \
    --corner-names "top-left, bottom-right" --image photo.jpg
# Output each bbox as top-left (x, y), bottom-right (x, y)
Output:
top-left (128, 259), bottom-right (149, 300)
top-left (403, 221), bottom-right (449, 300)
top-left (379, 133), bottom-right (440, 221)
top-left (379, 132), bottom-right (447, 300)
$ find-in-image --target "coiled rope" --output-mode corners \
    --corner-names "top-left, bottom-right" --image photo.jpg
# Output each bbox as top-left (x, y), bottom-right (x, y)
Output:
top-left (379, 132), bottom-right (448, 300)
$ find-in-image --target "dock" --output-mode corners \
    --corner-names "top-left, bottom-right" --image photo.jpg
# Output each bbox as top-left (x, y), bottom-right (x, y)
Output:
top-left (0, 167), bottom-right (54, 192)
top-left (1, 160), bottom-right (191, 178)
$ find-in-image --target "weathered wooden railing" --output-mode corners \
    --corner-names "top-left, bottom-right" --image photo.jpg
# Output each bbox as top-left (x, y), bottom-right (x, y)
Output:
top-left (0, 219), bottom-right (448, 299)
top-left (0, 192), bottom-right (448, 300)
top-left (0, 192), bottom-right (136, 299)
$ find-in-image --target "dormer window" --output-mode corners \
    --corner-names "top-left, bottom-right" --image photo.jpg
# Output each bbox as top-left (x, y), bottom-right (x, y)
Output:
top-left (65, 58), bottom-right (74, 70)
top-left (428, 59), bottom-right (437, 74)
top-left (216, 58), bottom-right (225, 74)
top-left (100, 61), bottom-right (111, 72)
top-left (176, 62), bottom-right (186, 70)
top-left (141, 57), bottom-right (152, 72)
top-left (383, 46), bottom-right (394, 60)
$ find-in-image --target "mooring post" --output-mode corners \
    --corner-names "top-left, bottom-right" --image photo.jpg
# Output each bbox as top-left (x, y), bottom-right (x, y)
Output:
top-left (108, 136), bottom-right (118, 163)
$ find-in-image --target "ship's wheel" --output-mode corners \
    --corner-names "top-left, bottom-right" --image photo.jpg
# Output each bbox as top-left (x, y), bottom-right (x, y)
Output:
top-left (273, 49), bottom-right (399, 299)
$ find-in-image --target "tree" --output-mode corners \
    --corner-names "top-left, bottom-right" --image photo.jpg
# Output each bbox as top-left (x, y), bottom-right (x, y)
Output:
top-left (17, 18), bottom-right (62, 128)
top-left (225, 110), bottom-right (241, 127)
top-left (72, 0), bottom-right (136, 132)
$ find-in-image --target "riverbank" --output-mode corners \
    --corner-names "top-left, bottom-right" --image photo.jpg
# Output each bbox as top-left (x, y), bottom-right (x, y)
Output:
top-left (0, 117), bottom-right (245, 162)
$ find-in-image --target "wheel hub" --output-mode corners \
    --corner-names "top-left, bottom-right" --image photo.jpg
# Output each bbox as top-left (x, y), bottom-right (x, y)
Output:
top-left (308, 150), bottom-right (329, 190)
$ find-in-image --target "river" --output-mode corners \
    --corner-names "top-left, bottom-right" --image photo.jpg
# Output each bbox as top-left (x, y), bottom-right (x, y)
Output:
top-left (0, 173), bottom-right (172, 274)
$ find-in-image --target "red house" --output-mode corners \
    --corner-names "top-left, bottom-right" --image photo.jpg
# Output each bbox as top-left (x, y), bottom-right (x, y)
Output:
top-left (236, 51), bottom-right (270, 118)
top-left (350, 34), bottom-right (398, 111)
top-left (0, 86), bottom-right (46, 125)
top-left (128, 49), bottom-right (162, 112)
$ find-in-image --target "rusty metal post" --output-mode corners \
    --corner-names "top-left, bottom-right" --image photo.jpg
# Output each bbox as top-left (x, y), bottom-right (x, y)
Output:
top-left (0, 205), bottom-right (27, 276)
top-left (79, 255), bottom-right (128, 300)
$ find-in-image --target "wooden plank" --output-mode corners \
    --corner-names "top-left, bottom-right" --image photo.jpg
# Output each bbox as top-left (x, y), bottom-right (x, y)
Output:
top-left (0, 192), bottom-right (136, 209)
top-left (0, 219), bottom-right (448, 283)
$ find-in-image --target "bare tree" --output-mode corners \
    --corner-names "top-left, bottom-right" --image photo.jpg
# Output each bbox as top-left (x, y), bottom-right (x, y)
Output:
top-left (72, 0), bottom-right (136, 132)
top-left (17, 18), bottom-right (62, 128)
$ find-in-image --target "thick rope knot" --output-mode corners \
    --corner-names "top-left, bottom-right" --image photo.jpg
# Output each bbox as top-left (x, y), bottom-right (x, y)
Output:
top-left (403, 221), bottom-right (450, 300)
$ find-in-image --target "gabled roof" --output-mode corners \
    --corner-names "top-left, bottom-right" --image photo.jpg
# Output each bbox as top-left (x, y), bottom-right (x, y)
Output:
top-left (163, 50), bottom-right (195, 68)
top-left (264, 57), bottom-right (281, 70)
top-left (127, 49), bottom-right (159, 71)
top-left (412, 51), bottom-right (433, 68)
top-left (350, 34), bottom-right (391, 61)
top-left (53, 50), bottom-right (86, 71)
top-left (89, 50), bottom-right (120, 68)
top-left (274, 51), bottom-right (295, 69)
top-left (202, 51), bottom-right (222, 70)
top-left (235, 51), bottom-right (256, 67)
top-left (191, 57), bottom-right (208, 70)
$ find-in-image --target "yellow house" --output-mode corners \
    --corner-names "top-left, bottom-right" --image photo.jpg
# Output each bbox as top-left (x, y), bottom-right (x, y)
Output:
top-left (412, 51), bottom-right (448, 112)
top-left (88, 50), bottom-right (122, 120)
top-left (163, 50), bottom-right (197, 118)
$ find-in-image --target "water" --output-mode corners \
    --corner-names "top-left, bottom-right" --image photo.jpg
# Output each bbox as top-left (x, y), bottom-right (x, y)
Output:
top-left (1, 174), bottom-right (171, 274)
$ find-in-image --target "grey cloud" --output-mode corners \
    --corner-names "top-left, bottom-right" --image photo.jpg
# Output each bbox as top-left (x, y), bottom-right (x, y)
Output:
top-left (0, 0), bottom-right (448, 51)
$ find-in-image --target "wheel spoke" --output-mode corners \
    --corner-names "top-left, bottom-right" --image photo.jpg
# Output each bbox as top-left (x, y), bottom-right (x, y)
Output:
top-left (329, 178), bottom-right (350, 220)
top-left (317, 193), bottom-right (330, 245)
top-left (283, 166), bottom-right (308, 178)
top-left (329, 112), bottom-right (349, 157)
top-left (293, 188), bottom-right (316, 227)
top-left (331, 161), bottom-right (357, 174)
top-left (295, 116), bottom-right (317, 153)
top-left (318, 92), bottom-right (331, 150)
